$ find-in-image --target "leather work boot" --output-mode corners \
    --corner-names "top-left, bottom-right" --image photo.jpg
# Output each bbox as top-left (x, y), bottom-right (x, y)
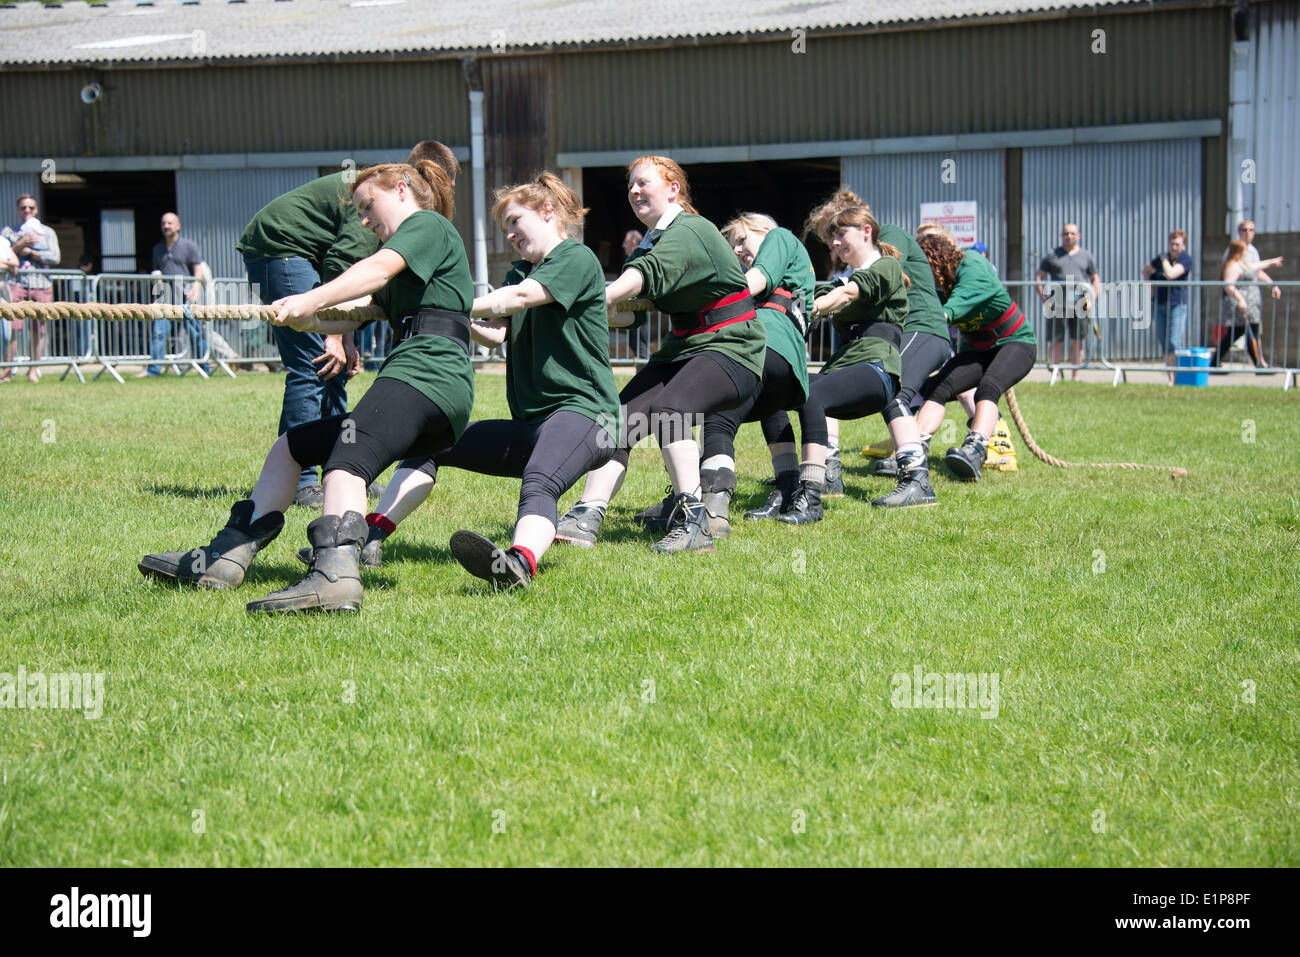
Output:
top-left (872, 468), bottom-right (938, 508)
top-left (870, 454), bottom-right (898, 477)
top-left (139, 499), bottom-right (284, 590)
top-left (246, 511), bottom-right (367, 614)
top-left (554, 503), bottom-right (606, 547)
top-left (297, 521), bottom-right (388, 568)
top-left (776, 480), bottom-right (824, 525)
top-left (700, 467), bottom-right (735, 539)
top-left (823, 449), bottom-right (845, 496)
top-left (744, 470), bottom-right (798, 521)
top-left (449, 530), bottom-right (534, 590)
top-left (651, 495), bottom-right (716, 553)
top-left (633, 486), bottom-right (676, 532)
top-left (945, 431), bottom-right (988, 481)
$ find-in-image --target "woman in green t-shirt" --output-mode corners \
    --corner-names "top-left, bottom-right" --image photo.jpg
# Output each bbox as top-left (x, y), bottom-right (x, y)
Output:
top-left (913, 230), bottom-right (1037, 480)
top-left (306, 172), bottom-right (621, 590)
top-left (555, 155), bottom-right (767, 554)
top-left (139, 160), bottom-right (475, 613)
top-left (780, 204), bottom-right (938, 524)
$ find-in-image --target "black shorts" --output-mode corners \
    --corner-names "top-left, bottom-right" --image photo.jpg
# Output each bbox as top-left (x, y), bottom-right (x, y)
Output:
top-left (897, 331), bottom-right (955, 412)
top-left (285, 377), bottom-right (455, 486)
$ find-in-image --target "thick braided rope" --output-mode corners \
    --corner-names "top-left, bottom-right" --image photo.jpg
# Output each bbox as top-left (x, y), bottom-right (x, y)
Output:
top-left (1005, 387), bottom-right (1188, 480)
top-left (0, 300), bottom-right (385, 324)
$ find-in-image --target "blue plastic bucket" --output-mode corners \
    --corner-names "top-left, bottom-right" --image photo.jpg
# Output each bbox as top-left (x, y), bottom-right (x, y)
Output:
top-left (1174, 347), bottom-right (1212, 387)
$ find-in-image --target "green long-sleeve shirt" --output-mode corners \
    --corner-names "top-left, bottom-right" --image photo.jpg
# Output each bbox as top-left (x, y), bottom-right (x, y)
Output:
top-left (237, 172), bottom-right (380, 282)
top-left (878, 224), bottom-right (948, 338)
top-left (750, 226), bottom-right (813, 405)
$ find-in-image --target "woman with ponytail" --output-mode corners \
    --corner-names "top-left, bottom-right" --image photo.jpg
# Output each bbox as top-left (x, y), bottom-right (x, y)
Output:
top-left (140, 159), bottom-right (476, 613)
top-left (312, 172), bottom-right (620, 589)
top-left (777, 202), bottom-right (937, 523)
top-left (912, 230), bottom-right (1036, 480)
top-left (555, 155), bottom-right (766, 554)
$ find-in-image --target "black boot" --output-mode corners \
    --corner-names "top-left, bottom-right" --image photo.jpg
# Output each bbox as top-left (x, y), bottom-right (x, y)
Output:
top-left (651, 494), bottom-right (716, 553)
top-left (776, 480), bottom-right (824, 525)
top-left (873, 443), bottom-right (938, 507)
top-left (139, 499), bottom-right (283, 590)
top-left (246, 511), bottom-right (366, 613)
top-left (297, 517), bottom-right (389, 568)
top-left (449, 530), bottom-right (534, 590)
top-left (744, 470), bottom-right (798, 521)
top-left (945, 431), bottom-right (988, 481)
top-left (700, 467), bottom-right (735, 540)
top-left (633, 485), bottom-right (676, 532)
top-left (824, 449), bottom-right (845, 496)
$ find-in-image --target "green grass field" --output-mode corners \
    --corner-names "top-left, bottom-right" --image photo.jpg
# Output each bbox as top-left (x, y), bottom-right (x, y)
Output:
top-left (0, 371), bottom-right (1296, 866)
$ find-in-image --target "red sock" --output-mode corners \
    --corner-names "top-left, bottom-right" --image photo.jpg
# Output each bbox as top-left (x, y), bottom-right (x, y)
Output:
top-left (365, 512), bottom-right (397, 535)
top-left (510, 545), bottom-right (537, 576)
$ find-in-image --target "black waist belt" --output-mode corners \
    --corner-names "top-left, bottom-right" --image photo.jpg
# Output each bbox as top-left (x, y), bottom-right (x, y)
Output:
top-left (844, 320), bottom-right (902, 349)
top-left (399, 308), bottom-right (472, 356)
top-left (669, 290), bottom-right (757, 338)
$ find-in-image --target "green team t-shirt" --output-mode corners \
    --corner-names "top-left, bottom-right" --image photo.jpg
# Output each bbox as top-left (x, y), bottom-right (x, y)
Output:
top-left (945, 250), bottom-right (1037, 353)
top-left (369, 210), bottom-right (476, 440)
top-left (878, 224), bottom-right (948, 338)
top-left (817, 254), bottom-right (908, 378)
top-left (236, 172), bottom-right (380, 282)
top-left (750, 226), bottom-right (813, 405)
top-left (625, 211), bottom-right (766, 378)
top-left (502, 238), bottom-right (620, 444)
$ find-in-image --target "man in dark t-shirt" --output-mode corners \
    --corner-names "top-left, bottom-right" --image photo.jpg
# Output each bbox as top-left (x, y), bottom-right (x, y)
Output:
top-left (138, 212), bottom-right (208, 378)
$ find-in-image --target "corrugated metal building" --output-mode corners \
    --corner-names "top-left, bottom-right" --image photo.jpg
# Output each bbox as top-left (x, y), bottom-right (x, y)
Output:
top-left (1, 0), bottom-right (1295, 359)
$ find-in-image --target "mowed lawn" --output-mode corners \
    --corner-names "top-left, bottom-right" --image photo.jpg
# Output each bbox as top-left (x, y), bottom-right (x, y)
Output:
top-left (0, 369), bottom-right (1296, 867)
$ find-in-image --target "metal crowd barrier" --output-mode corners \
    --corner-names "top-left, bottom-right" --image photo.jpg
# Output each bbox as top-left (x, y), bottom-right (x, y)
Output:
top-left (3, 270), bottom-right (1296, 390)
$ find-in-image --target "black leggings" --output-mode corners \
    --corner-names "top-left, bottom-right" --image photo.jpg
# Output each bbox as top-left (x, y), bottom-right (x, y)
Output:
top-left (402, 411), bottom-right (614, 525)
top-left (1212, 321), bottom-right (1264, 367)
top-left (797, 361), bottom-right (896, 448)
top-left (286, 376), bottom-right (455, 486)
top-left (612, 352), bottom-right (759, 469)
top-left (701, 349), bottom-right (803, 460)
top-left (897, 331), bottom-right (955, 412)
top-left (920, 341), bottom-right (1036, 406)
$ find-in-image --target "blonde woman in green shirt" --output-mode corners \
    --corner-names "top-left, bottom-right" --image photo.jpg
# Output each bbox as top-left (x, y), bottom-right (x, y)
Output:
top-left (555, 155), bottom-right (767, 554)
top-left (140, 159), bottom-right (475, 613)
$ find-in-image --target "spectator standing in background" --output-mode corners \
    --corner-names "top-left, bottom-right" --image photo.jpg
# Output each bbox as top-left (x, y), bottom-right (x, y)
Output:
top-left (139, 212), bottom-right (208, 378)
top-left (1222, 221), bottom-right (1283, 301)
top-left (1035, 222), bottom-right (1099, 381)
top-left (2, 193), bottom-right (61, 382)
top-left (1142, 229), bottom-right (1193, 386)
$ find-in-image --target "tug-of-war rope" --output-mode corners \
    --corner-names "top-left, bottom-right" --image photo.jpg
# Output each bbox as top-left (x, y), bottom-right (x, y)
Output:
top-left (0, 299), bottom-right (385, 324)
top-left (0, 299), bottom-right (1188, 480)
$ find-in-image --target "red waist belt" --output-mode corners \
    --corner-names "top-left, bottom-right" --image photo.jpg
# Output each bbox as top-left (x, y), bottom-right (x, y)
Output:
top-left (964, 301), bottom-right (1026, 347)
top-left (670, 290), bottom-right (757, 338)
top-left (760, 287), bottom-right (795, 315)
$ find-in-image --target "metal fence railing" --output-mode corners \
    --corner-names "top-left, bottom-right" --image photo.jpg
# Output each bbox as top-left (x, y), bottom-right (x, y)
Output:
top-left (2, 270), bottom-right (1296, 390)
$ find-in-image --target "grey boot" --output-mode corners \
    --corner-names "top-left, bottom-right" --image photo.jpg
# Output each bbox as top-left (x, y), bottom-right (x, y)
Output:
top-left (824, 449), bottom-right (845, 496)
top-left (700, 467), bottom-right (735, 540)
top-left (745, 470), bottom-right (798, 521)
top-left (872, 444), bottom-right (938, 508)
top-left (139, 499), bottom-right (283, 590)
top-left (651, 495), bottom-right (717, 553)
top-left (297, 521), bottom-right (388, 568)
top-left (246, 511), bottom-right (367, 614)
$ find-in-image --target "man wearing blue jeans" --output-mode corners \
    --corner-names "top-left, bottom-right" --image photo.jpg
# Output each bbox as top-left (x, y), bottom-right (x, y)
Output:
top-left (1144, 229), bottom-right (1193, 386)
top-left (140, 212), bottom-right (208, 378)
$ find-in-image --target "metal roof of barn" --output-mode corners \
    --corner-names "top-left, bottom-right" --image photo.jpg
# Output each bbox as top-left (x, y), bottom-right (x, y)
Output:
top-left (1, 0), bottom-right (1186, 67)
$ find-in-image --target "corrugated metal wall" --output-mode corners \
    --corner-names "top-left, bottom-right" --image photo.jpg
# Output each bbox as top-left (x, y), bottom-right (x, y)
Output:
top-left (176, 167), bottom-right (317, 279)
top-left (549, 8), bottom-right (1230, 153)
top-left (0, 173), bottom-right (40, 218)
top-left (1022, 139), bottom-right (1202, 359)
top-left (483, 57), bottom-right (550, 258)
top-left (842, 151), bottom-right (1006, 270)
top-left (1252, 0), bottom-right (1299, 232)
top-left (1, 61), bottom-right (467, 158)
